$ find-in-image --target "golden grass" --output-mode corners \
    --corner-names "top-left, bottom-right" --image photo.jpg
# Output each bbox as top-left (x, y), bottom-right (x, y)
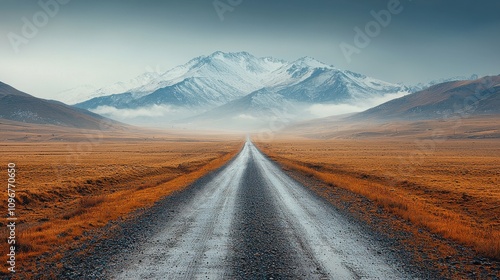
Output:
top-left (0, 134), bottom-right (243, 276)
top-left (281, 115), bottom-right (500, 140)
top-left (255, 138), bottom-right (500, 260)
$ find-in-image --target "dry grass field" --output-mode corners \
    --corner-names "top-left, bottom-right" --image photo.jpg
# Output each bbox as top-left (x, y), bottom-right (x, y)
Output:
top-left (0, 124), bottom-right (243, 276)
top-left (255, 137), bottom-right (500, 265)
top-left (283, 115), bottom-right (500, 140)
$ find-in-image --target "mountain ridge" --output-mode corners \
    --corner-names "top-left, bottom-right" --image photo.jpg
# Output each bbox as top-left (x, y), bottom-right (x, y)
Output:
top-left (350, 75), bottom-right (500, 121)
top-left (0, 81), bottom-right (124, 130)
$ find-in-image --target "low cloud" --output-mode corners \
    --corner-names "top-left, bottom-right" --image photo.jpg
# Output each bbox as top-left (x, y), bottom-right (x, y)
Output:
top-left (307, 103), bottom-right (362, 118)
top-left (365, 91), bottom-right (409, 107)
top-left (91, 105), bottom-right (176, 119)
top-left (307, 91), bottom-right (409, 118)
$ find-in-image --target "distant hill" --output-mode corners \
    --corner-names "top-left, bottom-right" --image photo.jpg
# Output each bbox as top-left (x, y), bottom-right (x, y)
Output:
top-left (0, 82), bottom-right (123, 130)
top-left (351, 75), bottom-right (500, 121)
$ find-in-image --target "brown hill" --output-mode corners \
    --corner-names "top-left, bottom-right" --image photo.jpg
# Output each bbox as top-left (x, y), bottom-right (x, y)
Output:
top-left (351, 75), bottom-right (500, 121)
top-left (0, 81), bottom-right (123, 130)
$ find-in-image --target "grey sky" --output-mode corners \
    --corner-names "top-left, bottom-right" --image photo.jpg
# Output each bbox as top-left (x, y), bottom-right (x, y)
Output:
top-left (1, 0), bottom-right (499, 99)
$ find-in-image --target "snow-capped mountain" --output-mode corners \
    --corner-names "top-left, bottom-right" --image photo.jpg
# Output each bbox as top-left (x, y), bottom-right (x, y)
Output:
top-left (74, 51), bottom-right (409, 128)
top-left (77, 52), bottom-right (287, 109)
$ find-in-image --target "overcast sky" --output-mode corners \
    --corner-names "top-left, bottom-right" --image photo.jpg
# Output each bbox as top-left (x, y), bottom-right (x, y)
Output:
top-left (1, 0), bottom-right (499, 99)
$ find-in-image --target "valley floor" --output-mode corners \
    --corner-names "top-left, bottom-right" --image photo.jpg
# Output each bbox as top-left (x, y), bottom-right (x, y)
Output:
top-left (2, 124), bottom-right (499, 279)
top-left (255, 137), bottom-right (500, 279)
top-left (0, 129), bottom-right (243, 278)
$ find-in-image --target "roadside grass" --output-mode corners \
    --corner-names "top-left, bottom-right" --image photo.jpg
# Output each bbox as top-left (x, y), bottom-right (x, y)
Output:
top-left (255, 139), bottom-right (500, 260)
top-left (0, 138), bottom-right (243, 276)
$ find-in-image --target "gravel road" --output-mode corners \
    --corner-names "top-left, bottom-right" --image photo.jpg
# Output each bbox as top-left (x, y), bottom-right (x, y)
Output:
top-left (106, 140), bottom-right (409, 279)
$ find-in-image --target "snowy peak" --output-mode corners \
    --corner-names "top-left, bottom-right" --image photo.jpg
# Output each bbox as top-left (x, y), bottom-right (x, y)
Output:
top-left (206, 51), bottom-right (254, 60)
top-left (109, 51), bottom-right (281, 96)
top-left (195, 51), bottom-right (286, 75)
top-left (291, 57), bottom-right (334, 70)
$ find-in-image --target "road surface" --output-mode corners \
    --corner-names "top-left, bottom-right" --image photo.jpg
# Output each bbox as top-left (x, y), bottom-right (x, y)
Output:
top-left (108, 140), bottom-right (407, 279)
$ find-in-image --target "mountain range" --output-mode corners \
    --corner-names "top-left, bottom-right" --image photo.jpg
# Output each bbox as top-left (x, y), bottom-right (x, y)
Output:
top-left (74, 51), bottom-right (409, 128)
top-left (3, 51), bottom-right (495, 132)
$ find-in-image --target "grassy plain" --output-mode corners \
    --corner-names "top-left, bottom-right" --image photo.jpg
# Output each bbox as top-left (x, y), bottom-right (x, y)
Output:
top-left (255, 137), bottom-right (500, 266)
top-left (0, 123), bottom-right (243, 276)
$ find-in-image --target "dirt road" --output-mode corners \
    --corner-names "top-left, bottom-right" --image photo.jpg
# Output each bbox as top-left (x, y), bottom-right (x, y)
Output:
top-left (108, 140), bottom-right (408, 279)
